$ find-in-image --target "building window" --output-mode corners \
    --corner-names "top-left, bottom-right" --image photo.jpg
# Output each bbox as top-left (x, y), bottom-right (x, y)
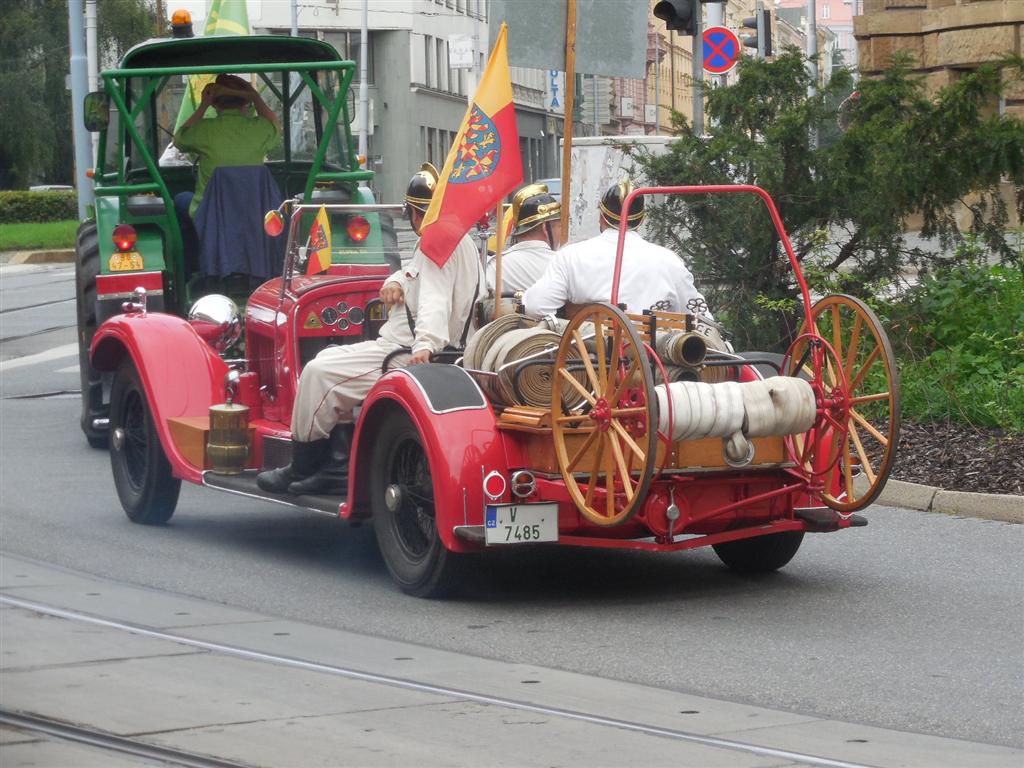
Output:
top-left (822, 4), bottom-right (830, 18)
top-left (437, 38), bottom-right (448, 91)
top-left (423, 34), bottom-right (433, 87)
top-left (428, 127), bottom-right (438, 167)
top-left (326, 30), bottom-right (376, 84)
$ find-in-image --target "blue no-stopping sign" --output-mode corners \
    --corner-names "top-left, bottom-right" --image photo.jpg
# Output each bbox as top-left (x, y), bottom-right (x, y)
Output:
top-left (702, 26), bottom-right (741, 75)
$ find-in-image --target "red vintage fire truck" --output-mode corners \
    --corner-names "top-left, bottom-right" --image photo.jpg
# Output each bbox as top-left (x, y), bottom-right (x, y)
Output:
top-left (92, 185), bottom-right (900, 597)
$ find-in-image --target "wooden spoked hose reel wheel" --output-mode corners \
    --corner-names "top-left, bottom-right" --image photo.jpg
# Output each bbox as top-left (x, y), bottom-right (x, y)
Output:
top-left (785, 294), bottom-right (901, 514)
top-left (551, 303), bottom-right (658, 526)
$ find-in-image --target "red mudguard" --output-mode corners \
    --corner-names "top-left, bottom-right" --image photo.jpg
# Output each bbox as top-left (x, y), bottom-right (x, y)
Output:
top-left (90, 312), bottom-right (229, 483)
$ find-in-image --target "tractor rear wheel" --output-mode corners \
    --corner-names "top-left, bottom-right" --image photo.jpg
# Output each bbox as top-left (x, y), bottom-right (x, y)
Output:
top-left (75, 220), bottom-right (109, 448)
top-left (712, 531), bottom-right (804, 574)
top-left (109, 360), bottom-right (180, 525)
top-left (371, 410), bottom-right (462, 597)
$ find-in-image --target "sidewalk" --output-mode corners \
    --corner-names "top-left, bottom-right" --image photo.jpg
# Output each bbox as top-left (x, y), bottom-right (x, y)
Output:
top-left (2, 555), bottom-right (1021, 768)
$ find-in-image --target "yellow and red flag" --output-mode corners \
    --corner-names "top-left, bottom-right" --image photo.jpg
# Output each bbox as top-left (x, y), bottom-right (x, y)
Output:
top-left (306, 206), bottom-right (332, 275)
top-left (419, 23), bottom-right (523, 267)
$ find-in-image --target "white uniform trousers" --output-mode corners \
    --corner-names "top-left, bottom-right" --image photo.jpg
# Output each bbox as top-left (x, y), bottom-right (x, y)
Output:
top-left (290, 337), bottom-right (410, 442)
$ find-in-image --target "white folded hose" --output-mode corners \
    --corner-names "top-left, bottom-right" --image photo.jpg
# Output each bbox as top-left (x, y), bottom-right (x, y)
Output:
top-left (656, 377), bottom-right (816, 445)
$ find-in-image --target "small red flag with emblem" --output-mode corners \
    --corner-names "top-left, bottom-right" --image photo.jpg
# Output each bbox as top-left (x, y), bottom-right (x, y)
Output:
top-left (305, 206), bottom-right (332, 275)
top-left (418, 23), bottom-right (522, 267)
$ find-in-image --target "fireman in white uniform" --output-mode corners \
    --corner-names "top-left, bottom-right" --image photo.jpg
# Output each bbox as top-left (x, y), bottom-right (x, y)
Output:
top-left (257, 163), bottom-right (484, 496)
top-left (485, 183), bottom-right (561, 293)
top-left (523, 180), bottom-right (710, 319)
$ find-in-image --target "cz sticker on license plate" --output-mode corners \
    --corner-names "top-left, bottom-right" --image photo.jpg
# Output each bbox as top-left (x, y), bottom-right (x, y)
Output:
top-left (484, 502), bottom-right (558, 545)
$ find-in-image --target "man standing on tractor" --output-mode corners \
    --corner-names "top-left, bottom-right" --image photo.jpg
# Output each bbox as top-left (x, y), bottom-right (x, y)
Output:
top-left (172, 74), bottom-right (281, 269)
top-left (523, 179), bottom-right (710, 318)
top-left (256, 163), bottom-right (485, 497)
top-left (486, 183), bottom-right (562, 293)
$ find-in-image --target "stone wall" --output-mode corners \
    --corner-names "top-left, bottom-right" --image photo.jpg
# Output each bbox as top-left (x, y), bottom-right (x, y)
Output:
top-left (855, 0), bottom-right (1023, 115)
top-left (855, 0), bottom-right (1022, 228)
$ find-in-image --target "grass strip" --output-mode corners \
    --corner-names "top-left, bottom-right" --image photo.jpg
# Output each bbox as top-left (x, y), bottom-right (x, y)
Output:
top-left (0, 220), bottom-right (78, 251)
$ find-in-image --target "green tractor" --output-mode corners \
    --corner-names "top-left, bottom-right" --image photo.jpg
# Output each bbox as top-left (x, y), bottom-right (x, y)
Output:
top-left (77, 32), bottom-right (395, 447)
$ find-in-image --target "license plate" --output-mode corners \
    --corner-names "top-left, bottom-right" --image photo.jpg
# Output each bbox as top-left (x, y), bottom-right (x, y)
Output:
top-left (108, 251), bottom-right (144, 271)
top-left (485, 503), bottom-right (558, 545)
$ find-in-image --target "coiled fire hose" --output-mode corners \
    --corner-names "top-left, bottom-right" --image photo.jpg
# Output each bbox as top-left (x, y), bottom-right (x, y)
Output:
top-left (465, 316), bottom-right (578, 407)
top-left (654, 377), bottom-right (817, 464)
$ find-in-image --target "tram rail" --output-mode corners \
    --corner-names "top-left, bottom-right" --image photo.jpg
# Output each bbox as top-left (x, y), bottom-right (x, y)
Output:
top-left (2, 595), bottom-right (882, 768)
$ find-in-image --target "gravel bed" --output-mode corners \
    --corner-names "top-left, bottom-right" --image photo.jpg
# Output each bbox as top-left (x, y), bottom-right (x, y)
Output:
top-left (890, 421), bottom-right (1024, 496)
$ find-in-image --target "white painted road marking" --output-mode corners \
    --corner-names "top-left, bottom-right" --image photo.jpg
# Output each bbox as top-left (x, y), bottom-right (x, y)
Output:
top-left (0, 343), bottom-right (78, 372)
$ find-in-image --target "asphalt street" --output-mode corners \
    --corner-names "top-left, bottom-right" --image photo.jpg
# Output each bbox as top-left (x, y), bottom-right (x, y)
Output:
top-left (1, 263), bottom-right (1022, 753)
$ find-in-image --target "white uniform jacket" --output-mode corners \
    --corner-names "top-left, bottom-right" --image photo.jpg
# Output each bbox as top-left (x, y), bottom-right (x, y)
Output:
top-left (379, 233), bottom-right (483, 355)
top-left (485, 240), bottom-right (556, 294)
top-left (522, 228), bottom-right (710, 318)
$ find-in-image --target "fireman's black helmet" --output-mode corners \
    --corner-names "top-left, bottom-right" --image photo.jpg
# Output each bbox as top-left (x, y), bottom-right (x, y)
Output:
top-left (599, 179), bottom-right (645, 229)
top-left (511, 183), bottom-right (560, 237)
top-left (405, 163), bottom-right (440, 214)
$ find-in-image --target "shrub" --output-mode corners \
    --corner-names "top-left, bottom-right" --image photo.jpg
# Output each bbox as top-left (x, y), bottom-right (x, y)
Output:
top-left (0, 191), bottom-right (78, 224)
top-left (880, 261), bottom-right (1024, 431)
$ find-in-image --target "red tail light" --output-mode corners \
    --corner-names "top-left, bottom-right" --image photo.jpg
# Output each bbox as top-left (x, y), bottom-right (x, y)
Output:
top-left (346, 215), bottom-right (371, 242)
top-left (112, 224), bottom-right (137, 251)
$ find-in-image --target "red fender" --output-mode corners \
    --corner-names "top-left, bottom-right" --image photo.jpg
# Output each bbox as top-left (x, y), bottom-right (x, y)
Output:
top-left (91, 312), bottom-right (229, 483)
top-left (346, 368), bottom-right (506, 553)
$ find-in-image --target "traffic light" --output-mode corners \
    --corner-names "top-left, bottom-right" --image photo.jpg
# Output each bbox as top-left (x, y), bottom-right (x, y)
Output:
top-left (741, 9), bottom-right (773, 58)
top-left (654, 0), bottom-right (696, 36)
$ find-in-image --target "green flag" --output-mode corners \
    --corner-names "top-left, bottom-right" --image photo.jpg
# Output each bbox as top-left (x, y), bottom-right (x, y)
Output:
top-left (172, 0), bottom-right (251, 133)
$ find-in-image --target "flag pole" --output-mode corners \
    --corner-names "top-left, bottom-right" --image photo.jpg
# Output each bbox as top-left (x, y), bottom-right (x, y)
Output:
top-left (559, 0), bottom-right (577, 241)
top-left (493, 201), bottom-right (505, 318)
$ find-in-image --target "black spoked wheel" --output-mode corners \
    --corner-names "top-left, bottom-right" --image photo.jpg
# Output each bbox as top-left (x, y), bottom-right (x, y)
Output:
top-left (109, 361), bottom-right (180, 525)
top-left (76, 220), bottom-right (110, 448)
top-left (712, 531), bottom-right (804, 574)
top-left (371, 411), bottom-right (461, 598)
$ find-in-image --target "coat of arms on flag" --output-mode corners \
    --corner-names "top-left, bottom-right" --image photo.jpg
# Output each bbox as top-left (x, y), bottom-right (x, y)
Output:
top-left (451, 105), bottom-right (501, 183)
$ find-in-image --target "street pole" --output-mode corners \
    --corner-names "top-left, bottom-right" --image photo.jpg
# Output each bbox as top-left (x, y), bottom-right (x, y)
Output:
top-left (592, 74), bottom-right (598, 134)
top-left (290, 0), bottom-right (298, 36)
top-left (85, 0), bottom-right (98, 158)
top-left (691, 8), bottom-right (703, 135)
top-left (707, 1), bottom-right (723, 89)
top-left (68, 0), bottom-right (93, 220)
top-left (654, 29), bottom-right (660, 135)
top-left (808, 0), bottom-right (818, 96)
top-left (559, 0), bottom-right (577, 240)
top-left (358, 0), bottom-right (369, 182)
top-left (471, 0), bottom-right (480, 102)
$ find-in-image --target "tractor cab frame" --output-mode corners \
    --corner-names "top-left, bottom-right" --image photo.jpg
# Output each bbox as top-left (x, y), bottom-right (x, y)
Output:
top-left (76, 34), bottom-right (393, 447)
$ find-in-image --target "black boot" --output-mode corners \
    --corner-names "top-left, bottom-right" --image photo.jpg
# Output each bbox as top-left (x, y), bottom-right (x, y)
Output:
top-left (256, 438), bottom-right (329, 493)
top-left (287, 424), bottom-right (353, 496)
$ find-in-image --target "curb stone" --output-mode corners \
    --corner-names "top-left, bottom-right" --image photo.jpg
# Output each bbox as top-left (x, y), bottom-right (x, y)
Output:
top-left (5, 249), bottom-right (74, 265)
top-left (878, 479), bottom-right (1023, 524)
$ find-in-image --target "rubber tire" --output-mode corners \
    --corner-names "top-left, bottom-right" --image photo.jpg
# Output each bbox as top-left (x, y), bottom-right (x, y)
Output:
top-left (712, 531), bottom-right (804, 574)
top-left (109, 360), bottom-right (181, 525)
top-left (76, 220), bottom-right (110, 448)
top-left (371, 410), bottom-right (462, 598)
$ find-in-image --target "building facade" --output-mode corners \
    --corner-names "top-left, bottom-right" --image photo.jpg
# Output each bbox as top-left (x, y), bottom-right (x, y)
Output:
top-left (778, 0), bottom-right (857, 69)
top-left (854, 0), bottom-right (1024, 117)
